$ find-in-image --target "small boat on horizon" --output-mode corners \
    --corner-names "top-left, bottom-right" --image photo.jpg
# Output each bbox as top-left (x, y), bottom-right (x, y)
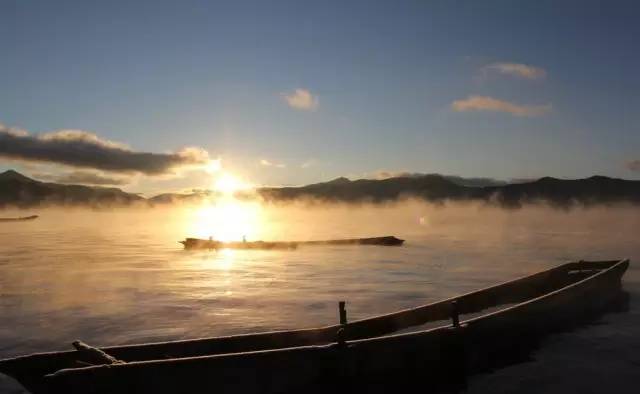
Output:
top-left (0, 259), bottom-right (629, 394)
top-left (0, 215), bottom-right (39, 222)
top-left (179, 235), bottom-right (405, 250)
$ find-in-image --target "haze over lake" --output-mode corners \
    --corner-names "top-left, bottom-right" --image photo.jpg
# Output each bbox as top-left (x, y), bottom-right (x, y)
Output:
top-left (1, 202), bottom-right (638, 377)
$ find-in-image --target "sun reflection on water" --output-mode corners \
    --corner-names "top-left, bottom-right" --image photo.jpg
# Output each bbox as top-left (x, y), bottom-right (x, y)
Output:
top-left (218, 248), bottom-right (236, 271)
top-left (188, 198), bottom-right (264, 243)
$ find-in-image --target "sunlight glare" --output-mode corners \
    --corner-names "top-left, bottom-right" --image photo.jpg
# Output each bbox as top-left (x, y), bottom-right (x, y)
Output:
top-left (206, 159), bottom-right (222, 174)
top-left (214, 173), bottom-right (247, 195)
top-left (189, 200), bottom-right (263, 242)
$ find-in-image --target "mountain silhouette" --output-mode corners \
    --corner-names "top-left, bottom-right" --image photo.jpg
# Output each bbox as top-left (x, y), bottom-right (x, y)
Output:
top-left (258, 174), bottom-right (640, 208)
top-left (0, 170), bottom-right (143, 208)
top-left (1, 170), bottom-right (640, 208)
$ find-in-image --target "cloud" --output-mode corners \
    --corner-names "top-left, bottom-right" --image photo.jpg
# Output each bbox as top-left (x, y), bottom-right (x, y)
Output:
top-left (33, 171), bottom-right (131, 186)
top-left (301, 159), bottom-right (318, 169)
top-left (260, 159), bottom-right (285, 168)
top-left (373, 170), bottom-right (417, 180)
top-left (485, 62), bottom-right (547, 80)
top-left (282, 88), bottom-right (319, 111)
top-left (0, 124), bottom-right (210, 175)
top-left (451, 95), bottom-right (551, 117)
top-left (0, 123), bottom-right (29, 137)
top-left (626, 160), bottom-right (640, 172)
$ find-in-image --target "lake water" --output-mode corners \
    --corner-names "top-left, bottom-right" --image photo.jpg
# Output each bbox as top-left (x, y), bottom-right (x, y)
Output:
top-left (0, 201), bottom-right (639, 393)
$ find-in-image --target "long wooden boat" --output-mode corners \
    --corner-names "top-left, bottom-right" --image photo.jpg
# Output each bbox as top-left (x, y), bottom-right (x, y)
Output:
top-left (0, 259), bottom-right (629, 394)
top-left (180, 235), bottom-right (404, 250)
top-left (0, 215), bottom-right (38, 222)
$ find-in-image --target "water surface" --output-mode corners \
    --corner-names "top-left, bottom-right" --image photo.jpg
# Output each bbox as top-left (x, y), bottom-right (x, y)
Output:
top-left (0, 202), bottom-right (638, 392)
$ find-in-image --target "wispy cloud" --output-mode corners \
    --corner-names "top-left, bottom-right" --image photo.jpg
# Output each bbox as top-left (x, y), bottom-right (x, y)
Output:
top-left (485, 62), bottom-right (547, 80)
top-left (0, 123), bottom-right (210, 175)
top-left (33, 171), bottom-right (131, 186)
top-left (626, 160), bottom-right (640, 172)
top-left (260, 159), bottom-right (285, 168)
top-left (451, 95), bottom-right (551, 117)
top-left (301, 159), bottom-right (318, 169)
top-left (282, 88), bottom-right (319, 111)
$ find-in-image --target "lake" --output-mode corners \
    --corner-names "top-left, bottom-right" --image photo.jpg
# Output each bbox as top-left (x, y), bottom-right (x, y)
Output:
top-left (1, 201), bottom-right (638, 393)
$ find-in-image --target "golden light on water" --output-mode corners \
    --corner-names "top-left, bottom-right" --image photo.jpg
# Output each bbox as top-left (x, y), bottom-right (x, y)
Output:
top-left (189, 200), bottom-right (262, 242)
top-left (187, 163), bottom-right (266, 249)
top-left (217, 249), bottom-right (236, 271)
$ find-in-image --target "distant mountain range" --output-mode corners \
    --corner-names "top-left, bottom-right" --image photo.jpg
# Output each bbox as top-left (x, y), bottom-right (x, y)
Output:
top-left (1, 170), bottom-right (640, 209)
top-left (258, 174), bottom-right (640, 208)
top-left (0, 170), bottom-right (143, 208)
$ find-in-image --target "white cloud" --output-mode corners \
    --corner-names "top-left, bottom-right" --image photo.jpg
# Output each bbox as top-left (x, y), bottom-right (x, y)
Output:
top-left (301, 159), bottom-right (318, 169)
top-left (485, 62), bottom-right (547, 80)
top-left (282, 88), bottom-right (319, 111)
top-left (260, 159), bottom-right (285, 168)
top-left (451, 95), bottom-right (551, 117)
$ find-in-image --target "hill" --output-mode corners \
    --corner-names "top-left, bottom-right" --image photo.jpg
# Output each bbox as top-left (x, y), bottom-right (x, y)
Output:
top-left (258, 174), bottom-right (640, 208)
top-left (2, 170), bottom-right (640, 209)
top-left (0, 170), bottom-right (144, 208)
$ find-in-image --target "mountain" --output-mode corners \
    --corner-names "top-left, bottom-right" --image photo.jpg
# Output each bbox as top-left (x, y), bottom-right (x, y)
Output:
top-left (258, 174), bottom-right (640, 208)
top-left (259, 175), bottom-right (471, 203)
top-left (0, 170), bottom-right (143, 208)
top-left (483, 175), bottom-right (640, 208)
top-left (2, 170), bottom-right (640, 209)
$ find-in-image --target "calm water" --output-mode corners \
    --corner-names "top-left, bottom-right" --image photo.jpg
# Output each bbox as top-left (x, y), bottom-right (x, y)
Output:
top-left (1, 202), bottom-right (639, 392)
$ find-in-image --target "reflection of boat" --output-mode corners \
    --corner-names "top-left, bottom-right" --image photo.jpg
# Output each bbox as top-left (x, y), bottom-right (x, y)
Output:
top-left (0, 259), bottom-right (628, 394)
top-left (0, 215), bottom-right (38, 222)
top-left (180, 236), bottom-right (405, 250)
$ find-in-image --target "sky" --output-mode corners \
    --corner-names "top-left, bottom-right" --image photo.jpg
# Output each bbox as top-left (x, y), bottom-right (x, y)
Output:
top-left (1, 0), bottom-right (639, 194)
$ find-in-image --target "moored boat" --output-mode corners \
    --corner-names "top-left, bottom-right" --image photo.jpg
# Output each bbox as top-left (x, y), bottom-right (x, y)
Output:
top-left (180, 235), bottom-right (404, 250)
top-left (180, 238), bottom-right (299, 250)
top-left (0, 215), bottom-right (38, 222)
top-left (0, 259), bottom-right (629, 394)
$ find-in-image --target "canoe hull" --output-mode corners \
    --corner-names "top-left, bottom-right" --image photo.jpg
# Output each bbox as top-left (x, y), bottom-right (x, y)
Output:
top-left (0, 215), bottom-right (38, 222)
top-left (1, 260), bottom-right (629, 394)
top-left (180, 236), bottom-right (404, 250)
top-left (42, 260), bottom-right (628, 394)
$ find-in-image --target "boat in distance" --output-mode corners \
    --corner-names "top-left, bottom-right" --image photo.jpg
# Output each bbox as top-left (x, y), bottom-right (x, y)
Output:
top-left (179, 235), bottom-right (405, 250)
top-left (0, 259), bottom-right (628, 394)
top-left (0, 215), bottom-right (38, 222)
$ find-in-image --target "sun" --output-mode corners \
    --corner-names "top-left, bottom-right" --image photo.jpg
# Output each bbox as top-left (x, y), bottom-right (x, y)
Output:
top-left (214, 173), bottom-right (247, 195)
top-left (206, 159), bottom-right (222, 174)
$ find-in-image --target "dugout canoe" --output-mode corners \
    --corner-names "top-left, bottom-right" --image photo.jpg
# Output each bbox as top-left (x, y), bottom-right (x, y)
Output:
top-left (0, 259), bottom-right (629, 394)
top-left (179, 235), bottom-right (404, 250)
top-left (0, 215), bottom-right (38, 222)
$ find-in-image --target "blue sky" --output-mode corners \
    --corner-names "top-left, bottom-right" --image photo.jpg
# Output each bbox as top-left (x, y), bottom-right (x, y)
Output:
top-left (1, 0), bottom-right (639, 193)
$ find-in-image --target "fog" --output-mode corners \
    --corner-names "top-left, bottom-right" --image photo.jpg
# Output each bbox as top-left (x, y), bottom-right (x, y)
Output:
top-left (1, 200), bottom-right (639, 393)
top-left (2, 198), bottom-right (639, 254)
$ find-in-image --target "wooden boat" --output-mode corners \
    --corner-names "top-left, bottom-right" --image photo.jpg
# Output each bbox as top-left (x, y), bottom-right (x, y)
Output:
top-left (180, 238), bottom-right (299, 250)
top-left (0, 215), bottom-right (38, 222)
top-left (0, 259), bottom-right (629, 394)
top-left (180, 235), bottom-right (404, 250)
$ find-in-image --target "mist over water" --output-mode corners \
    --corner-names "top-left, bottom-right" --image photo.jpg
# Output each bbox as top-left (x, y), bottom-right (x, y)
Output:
top-left (0, 201), bottom-right (639, 392)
